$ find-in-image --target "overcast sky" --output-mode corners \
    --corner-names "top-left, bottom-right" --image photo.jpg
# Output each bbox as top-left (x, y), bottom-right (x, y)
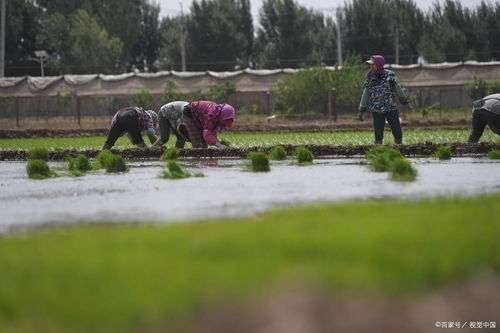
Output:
top-left (157, 0), bottom-right (488, 23)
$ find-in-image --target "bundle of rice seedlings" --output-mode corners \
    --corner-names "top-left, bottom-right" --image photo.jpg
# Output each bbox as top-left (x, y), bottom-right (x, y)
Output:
top-left (269, 146), bottom-right (287, 160)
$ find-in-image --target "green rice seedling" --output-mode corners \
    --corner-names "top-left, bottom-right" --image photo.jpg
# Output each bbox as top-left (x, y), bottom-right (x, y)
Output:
top-left (434, 146), bottom-right (452, 160)
top-left (220, 139), bottom-right (231, 147)
top-left (295, 147), bottom-right (314, 164)
top-left (160, 160), bottom-right (191, 179)
top-left (269, 146), bottom-right (287, 160)
top-left (105, 154), bottom-right (128, 173)
top-left (27, 159), bottom-right (53, 179)
top-left (248, 152), bottom-right (270, 172)
top-left (95, 150), bottom-right (114, 169)
top-left (390, 158), bottom-right (418, 181)
top-left (72, 154), bottom-right (92, 172)
top-left (366, 146), bottom-right (403, 171)
top-left (28, 147), bottom-right (49, 161)
top-left (487, 149), bottom-right (500, 159)
top-left (161, 148), bottom-right (179, 161)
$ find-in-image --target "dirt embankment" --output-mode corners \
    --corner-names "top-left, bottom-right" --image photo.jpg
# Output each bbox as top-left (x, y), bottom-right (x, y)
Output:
top-left (0, 119), bottom-right (470, 139)
top-left (1, 142), bottom-right (499, 161)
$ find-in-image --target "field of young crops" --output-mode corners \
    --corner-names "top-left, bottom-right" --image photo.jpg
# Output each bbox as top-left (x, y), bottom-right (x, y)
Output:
top-left (0, 130), bottom-right (498, 151)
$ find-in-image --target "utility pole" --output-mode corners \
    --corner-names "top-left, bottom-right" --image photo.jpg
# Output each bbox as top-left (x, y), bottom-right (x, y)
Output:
top-left (394, 23), bottom-right (400, 65)
top-left (336, 7), bottom-right (342, 66)
top-left (179, 3), bottom-right (186, 72)
top-left (0, 0), bottom-right (5, 77)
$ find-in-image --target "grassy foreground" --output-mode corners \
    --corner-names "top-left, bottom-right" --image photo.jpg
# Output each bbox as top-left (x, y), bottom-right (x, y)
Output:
top-left (1, 194), bottom-right (499, 332)
top-left (0, 129), bottom-right (499, 151)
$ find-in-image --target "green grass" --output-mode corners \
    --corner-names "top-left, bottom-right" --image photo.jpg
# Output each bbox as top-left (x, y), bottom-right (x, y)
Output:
top-left (1, 130), bottom-right (499, 151)
top-left (0, 194), bottom-right (499, 332)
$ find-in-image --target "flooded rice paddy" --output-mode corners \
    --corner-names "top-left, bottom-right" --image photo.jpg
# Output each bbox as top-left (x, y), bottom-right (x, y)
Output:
top-left (1, 157), bottom-right (499, 233)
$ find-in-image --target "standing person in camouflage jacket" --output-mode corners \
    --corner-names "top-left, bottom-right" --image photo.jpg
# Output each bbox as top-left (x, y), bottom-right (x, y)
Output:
top-left (153, 101), bottom-right (191, 148)
top-left (358, 55), bottom-right (410, 144)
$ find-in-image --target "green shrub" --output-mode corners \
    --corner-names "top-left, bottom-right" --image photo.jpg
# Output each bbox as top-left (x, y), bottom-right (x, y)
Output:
top-left (161, 161), bottom-right (191, 179)
top-left (487, 149), bottom-right (500, 159)
top-left (248, 152), bottom-right (270, 172)
top-left (68, 154), bottom-right (93, 172)
top-left (27, 159), bottom-right (52, 179)
top-left (105, 154), bottom-right (128, 173)
top-left (161, 148), bottom-right (179, 161)
top-left (270, 146), bottom-right (287, 160)
top-left (28, 147), bottom-right (50, 161)
top-left (390, 158), bottom-right (418, 181)
top-left (366, 146), bottom-right (403, 171)
top-left (434, 146), bottom-right (452, 160)
top-left (295, 147), bottom-right (314, 164)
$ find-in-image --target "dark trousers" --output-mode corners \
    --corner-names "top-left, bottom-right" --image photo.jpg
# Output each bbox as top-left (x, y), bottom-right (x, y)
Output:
top-left (372, 110), bottom-right (403, 143)
top-left (468, 109), bottom-right (500, 143)
top-left (158, 115), bottom-right (190, 148)
top-left (104, 109), bottom-right (144, 148)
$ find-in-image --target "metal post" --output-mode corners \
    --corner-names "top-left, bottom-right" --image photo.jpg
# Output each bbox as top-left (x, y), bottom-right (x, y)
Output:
top-left (180, 3), bottom-right (186, 72)
top-left (40, 57), bottom-right (44, 77)
top-left (336, 8), bottom-right (342, 66)
top-left (330, 88), bottom-right (337, 122)
top-left (15, 97), bottom-right (20, 127)
top-left (266, 91), bottom-right (271, 115)
top-left (76, 95), bottom-right (81, 126)
top-left (0, 0), bottom-right (5, 77)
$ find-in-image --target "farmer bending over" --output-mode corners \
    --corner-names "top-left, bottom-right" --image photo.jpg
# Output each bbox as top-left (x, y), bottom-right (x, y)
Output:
top-left (153, 101), bottom-right (191, 148)
top-left (468, 93), bottom-right (500, 143)
top-left (182, 101), bottom-right (235, 148)
top-left (102, 107), bottom-right (158, 150)
top-left (358, 55), bottom-right (410, 144)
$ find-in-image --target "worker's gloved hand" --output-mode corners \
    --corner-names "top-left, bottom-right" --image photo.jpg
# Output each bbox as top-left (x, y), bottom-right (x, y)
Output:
top-left (152, 139), bottom-right (163, 147)
top-left (215, 142), bottom-right (227, 149)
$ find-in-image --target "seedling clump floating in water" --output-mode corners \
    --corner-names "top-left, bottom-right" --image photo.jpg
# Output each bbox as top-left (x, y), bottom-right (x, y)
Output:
top-left (295, 147), bottom-right (314, 164)
top-left (390, 158), bottom-right (418, 181)
top-left (95, 150), bottom-right (114, 169)
top-left (105, 154), bottom-right (128, 173)
top-left (434, 146), bottom-right (452, 160)
top-left (161, 148), bottom-right (179, 161)
top-left (160, 160), bottom-right (192, 179)
top-left (28, 147), bottom-right (50, 161)
top-left (366, 146), bottom-right (403, 171)
top-left (27, 159), bottom-right (53, 179)
top-left (487, 149), bottom-right (500, 159)
top-left (67, 154), bottom-right (93, 176)
top-left (248, 152), bottom-right (270, 172)
top-left (269, 146), bottom-right (287, 160)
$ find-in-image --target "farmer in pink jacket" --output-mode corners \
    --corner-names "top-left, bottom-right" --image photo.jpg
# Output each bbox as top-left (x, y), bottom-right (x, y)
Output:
top-left (182, 101), bottom-right (235, 148)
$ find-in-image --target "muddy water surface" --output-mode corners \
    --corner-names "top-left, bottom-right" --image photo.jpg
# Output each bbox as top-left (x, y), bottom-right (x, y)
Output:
top-left (1, 158), bottom-right (499, 232)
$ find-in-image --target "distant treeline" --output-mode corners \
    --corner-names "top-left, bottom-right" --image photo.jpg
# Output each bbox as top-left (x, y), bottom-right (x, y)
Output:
top-left (5, 0), bottom-right (500, 76)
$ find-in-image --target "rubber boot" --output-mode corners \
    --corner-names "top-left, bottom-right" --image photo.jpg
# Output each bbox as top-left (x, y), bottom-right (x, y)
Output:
top-left (102, 142), bottom-right (112, 150)
top-left (395, 138), bottom-right (402, 144)
top-left (374, 140), bottom-right (383, 145)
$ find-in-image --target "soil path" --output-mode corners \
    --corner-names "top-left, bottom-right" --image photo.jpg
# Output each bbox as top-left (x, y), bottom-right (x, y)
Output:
top-left (1, 142), bottom-right (499, 161)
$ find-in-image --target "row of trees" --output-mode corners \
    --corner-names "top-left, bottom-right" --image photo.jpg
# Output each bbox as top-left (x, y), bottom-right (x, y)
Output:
top-left (5, 0), bottom-right (500, 76)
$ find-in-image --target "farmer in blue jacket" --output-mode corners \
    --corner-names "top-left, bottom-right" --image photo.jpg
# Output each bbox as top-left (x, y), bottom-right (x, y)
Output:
top-left (358, 55), bottom-right (410, 144)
